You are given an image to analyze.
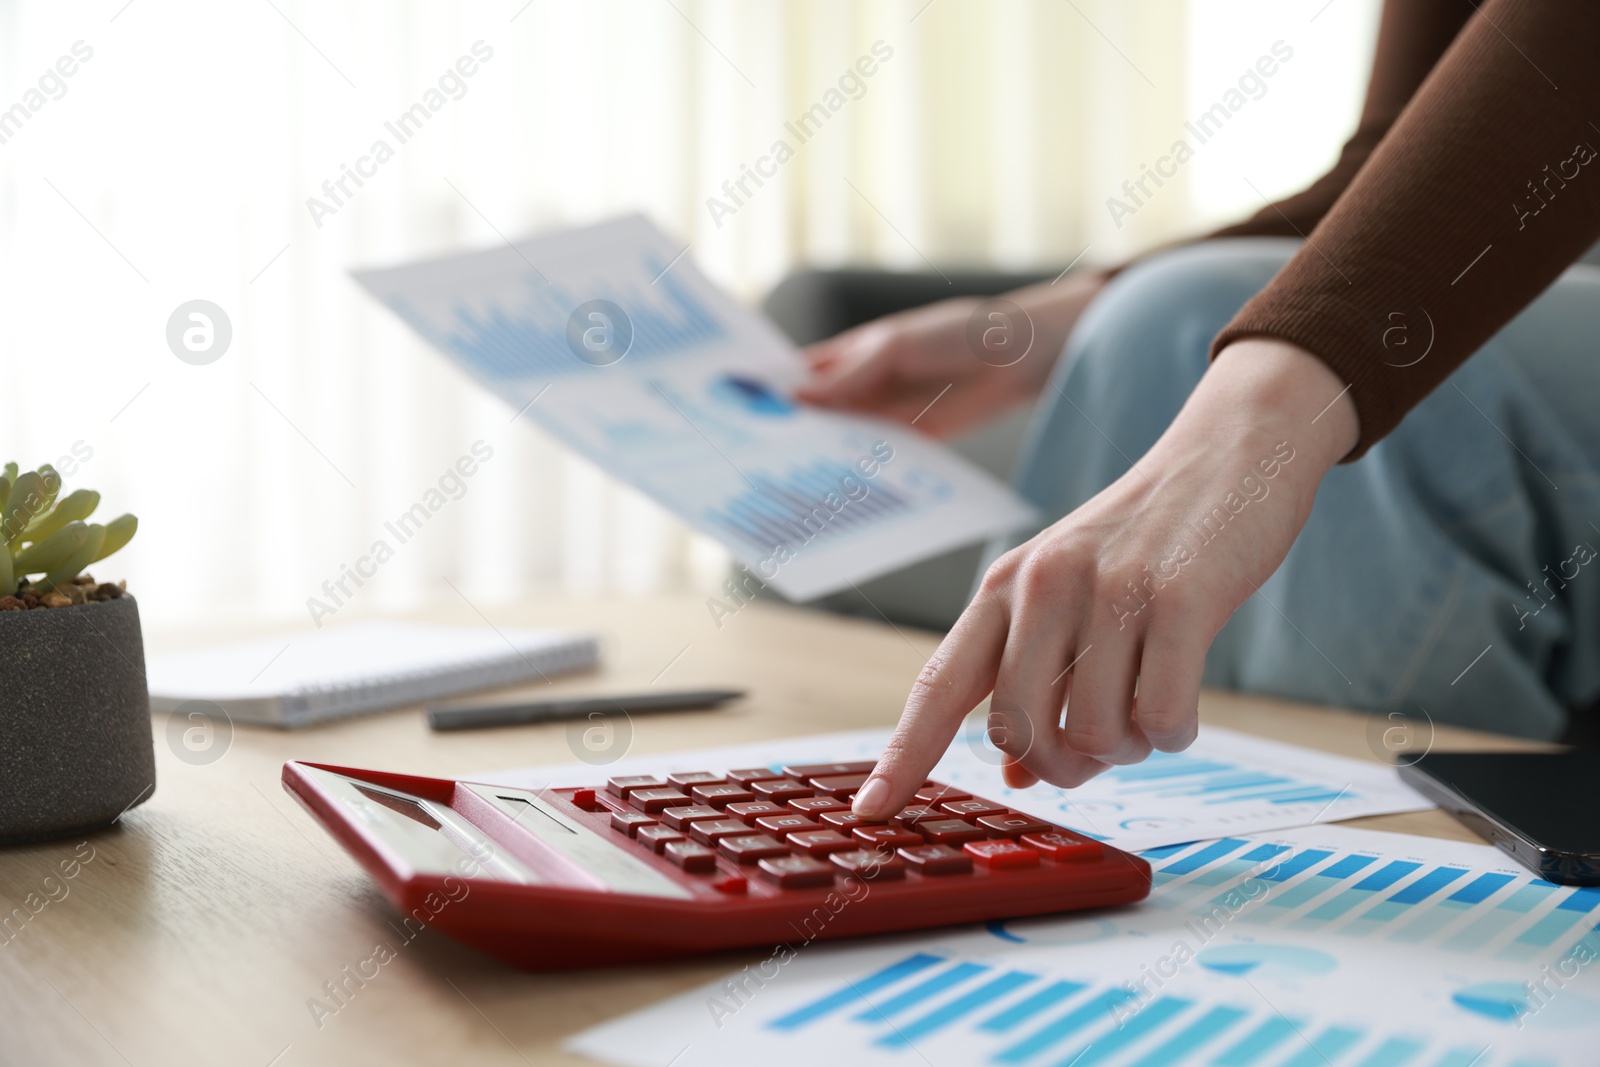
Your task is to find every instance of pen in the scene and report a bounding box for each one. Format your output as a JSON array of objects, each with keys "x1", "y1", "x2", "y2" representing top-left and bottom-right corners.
[{"x1": 425, "y1": 688, "x2": 745, "y2": 731}]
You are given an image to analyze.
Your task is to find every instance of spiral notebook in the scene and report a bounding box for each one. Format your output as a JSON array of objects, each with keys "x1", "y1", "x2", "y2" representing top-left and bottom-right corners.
[{"x1": 146, "y1": 622, "x2": 599, "y2": 728}]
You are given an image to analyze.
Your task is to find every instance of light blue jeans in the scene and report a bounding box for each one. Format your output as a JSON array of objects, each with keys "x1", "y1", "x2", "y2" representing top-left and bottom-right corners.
[{"x1": 995, "y1": 238, "x2": 1600, "y2": 741}]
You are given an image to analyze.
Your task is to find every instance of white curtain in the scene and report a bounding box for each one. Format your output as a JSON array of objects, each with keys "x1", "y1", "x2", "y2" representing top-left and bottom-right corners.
[{"x1": 0, "y1": 0, "x2": 1376, "y2": 631}]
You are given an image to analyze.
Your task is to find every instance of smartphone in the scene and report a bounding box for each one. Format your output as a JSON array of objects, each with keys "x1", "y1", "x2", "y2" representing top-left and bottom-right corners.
[{"x1": 1397, "y1": 750, "x2": 1600, "y2": 886}]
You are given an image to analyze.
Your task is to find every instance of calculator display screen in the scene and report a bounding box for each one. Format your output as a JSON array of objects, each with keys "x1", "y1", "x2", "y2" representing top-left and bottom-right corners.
[
  {"x1": 299, "y1": 765, "x2": 693, "y2": 898},
  {"x1": 302, "y1": 765, "x2": 537, "y2": 882}
]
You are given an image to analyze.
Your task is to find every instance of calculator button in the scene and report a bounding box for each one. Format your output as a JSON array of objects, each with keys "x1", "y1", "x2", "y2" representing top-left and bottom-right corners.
[
  {"x1": 940, "y1": 798, "x2": 1007, "y2": 820},
  {"x1": 820, "y1": 811, "x2": 883, "y2": 831},
  {"x1": 718, "y1": 833, "x2": 790, "y2": 864},
  {"x1": 750, "y1": 778, "x2": 812, "y2": 803},
  {"x1": 788, "y1": 796, "x2": 849, "y2": 817},
  {"x1": 810, "y1": 773, "x2": 870, "y2": 798},
  {"x1": 690, "y1": 819, "x2": 754, "y2": 846},
  {"x1": 893, "y1": 806, "x2": 944, "y2": 828},
  {"x1": 692, "y1": 783, "x2": 755, "y2": 809},
  {"x1": 914, "y1": 784, "x2": 971, "y2": 804},
  {"x1": 976, "y1": 812, "x2": 1055, "y2": 838},
  {"x1": 917, "y1": 819, "x2": 988, "y2": 846},
  {"x1": 783, "y1": 761, "x2": 877, "y2": 781},
  {"x1": 636, "y1": 825, "x2": 686, "y2": 853},
  {"x1": 1023, "y1": 831, "x2": 1104, "y2": 863},
  {"x1": 725, "y1": 801, "x2": 788, "y2": 825},
  {"x1": 660, "y1": 805, "x2": 723, "y2": 830},
  {"x1": 754, "y1": 814, "x2": 821, "y2": 839},
  {"x1": 712, "y1": 873, "x2": 748, "y2": 894},
  {"x1": 965, "y1": 839, "x2": 1042, "y2": 869},
  {"x1": 609, "y1": 811, "x2": 657, "y2": 838},
  {"x1": 664, "y1": 840, "x2": 718, "y2": 873},
  {"x1": 898, "y1": 843, "x2": 974, "y2": 876},
  {"x1": 757, "y1": 854, "x2": 836, "y2": 889},
  {"x1": 830, "y1": 849, "x2": 906, "y2": 881},
  {"x1": 727, "y1": 767, "x2": 785, "y2": 786},
  {"x1": 570, "y1": 788, "x2": 602, "y2": 811},
  {"x1": 853, "y1": 826, "x2": 924, "y2": 851},
  {"x1": 607, "y1": 775, "x2": 667, "y2": 798},
  {"x1": 667, "y1": 771, "x2": 725, "y2": 790},
  {"x1": 787, "y1": 829, "x2": 857, "y2": 858},
  {"x1": 630, "y1": 788, "x2": 691, "y2": 813}
]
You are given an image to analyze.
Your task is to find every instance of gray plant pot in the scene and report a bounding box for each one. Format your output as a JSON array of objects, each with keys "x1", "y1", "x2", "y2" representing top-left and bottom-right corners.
[{"x1": 0, "y1": 595, "x2": 155, "y2": 844}]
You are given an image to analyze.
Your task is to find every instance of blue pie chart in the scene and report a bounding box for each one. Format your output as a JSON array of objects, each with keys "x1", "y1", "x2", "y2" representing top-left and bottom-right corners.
[
  {"x1": 986, "y1": 916, "x2": 1119, "y2": 946},
  {"x1": 710, "y1": 374, "x2": 795, "y2": 416},
  {"x1": 1197, "y1": 944, "x2": 1338, "y2": 980},
  {"x1": 1453, "y1": 981, "x2": 1598, "y2": 1028},
  {"x1": 1452, "y1": 983, "x2": 1528, "y2": 1022}
]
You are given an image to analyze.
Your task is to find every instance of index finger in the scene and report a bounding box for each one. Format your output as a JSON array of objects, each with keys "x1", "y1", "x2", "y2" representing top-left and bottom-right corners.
[{"x1": 853, "y1": 600, "x2": 1008, "y2": 818}]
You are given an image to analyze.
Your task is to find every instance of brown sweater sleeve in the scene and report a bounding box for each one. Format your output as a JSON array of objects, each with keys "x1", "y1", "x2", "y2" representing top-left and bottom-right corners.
[{"x1": 1210, "y1": 0, "x2": 1600, "y2": 459}]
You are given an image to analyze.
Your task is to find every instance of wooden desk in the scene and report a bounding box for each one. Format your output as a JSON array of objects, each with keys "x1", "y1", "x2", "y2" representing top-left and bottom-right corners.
[{"x1": 0, "y1": 595, "x2": 1544, "y2": 1066}]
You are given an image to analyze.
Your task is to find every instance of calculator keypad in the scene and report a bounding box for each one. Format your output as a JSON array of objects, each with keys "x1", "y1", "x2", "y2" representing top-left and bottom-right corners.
[{"x1": 601, "y1": 769, "x2": 1101, "y2": 894}]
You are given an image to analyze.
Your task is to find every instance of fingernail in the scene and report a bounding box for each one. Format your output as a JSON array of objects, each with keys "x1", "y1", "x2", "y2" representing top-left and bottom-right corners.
[{"x1": 853, "y1": 776, "x2": 890, "y2": 816}]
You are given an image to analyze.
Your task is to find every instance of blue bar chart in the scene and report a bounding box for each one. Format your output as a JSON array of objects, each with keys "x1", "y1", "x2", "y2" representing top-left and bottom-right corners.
[
  {"x1": 1097, "y1": 751, "x2": 1350, "y2": 807},
  {"x1": 1291, "y1": 860, "x2": 1423, "y2": 926},
  {"x1": 1243, "y1": 854, "x2": 1377, "y2": 920},
  {"x1": 762, "y1": 950, "x2": 1517, "y2": 1066},
  {"x1": 704, "y1": 461, "x2": 914, "y2": 553},
  {"x1": 1137, "y1": 835, "x2": 1600, "y2": 957},
  {"x1": 437, "y1": 258, "x2": 725, "y2": 380}
]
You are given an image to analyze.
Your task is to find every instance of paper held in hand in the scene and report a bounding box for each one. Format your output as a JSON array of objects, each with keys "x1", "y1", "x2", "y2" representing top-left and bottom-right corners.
[{"x1": 353, "y1": 215, "x2": 1036, "y2": 601}]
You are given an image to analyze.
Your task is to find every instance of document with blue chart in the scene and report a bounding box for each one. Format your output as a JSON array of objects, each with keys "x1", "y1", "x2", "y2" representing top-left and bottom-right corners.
[
  {"x1": 571, "y1": 824, "x2": 1600, "y2": 1067},
  {"x1": 353, "y1": 215, "x2": 1036, "y2": 600}
]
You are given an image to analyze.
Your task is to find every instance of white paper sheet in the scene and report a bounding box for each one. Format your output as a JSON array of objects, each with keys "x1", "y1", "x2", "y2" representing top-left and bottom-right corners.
[
  {"x1": 353, "y1": 215, "x2": 1036, "y2": 601},
  {"x1": 477, "y1": 723, "x2": 1431, "y2": 852},
  {"x1": 570, "y1": 824, "x2": 1600, "y2": 1067}
]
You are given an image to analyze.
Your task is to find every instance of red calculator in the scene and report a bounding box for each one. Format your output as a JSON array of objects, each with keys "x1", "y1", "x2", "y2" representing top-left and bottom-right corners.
[{"x1": 282, "y1": 759, "x2": 1151, "y2": 971}]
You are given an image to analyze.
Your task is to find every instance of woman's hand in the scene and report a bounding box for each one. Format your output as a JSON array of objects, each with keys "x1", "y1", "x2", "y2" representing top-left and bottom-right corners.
[
  {"x1": 853, "y1": 338, "x2": 1360, "y2": 817},
  {"x1": 795, "y1": 272, "x2": 1107, "y2": 439}
]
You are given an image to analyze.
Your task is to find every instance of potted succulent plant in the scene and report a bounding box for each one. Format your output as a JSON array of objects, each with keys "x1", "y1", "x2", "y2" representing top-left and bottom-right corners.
[{"x1": 0, "y1": 461, "x2": 151, "y2": 844}]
